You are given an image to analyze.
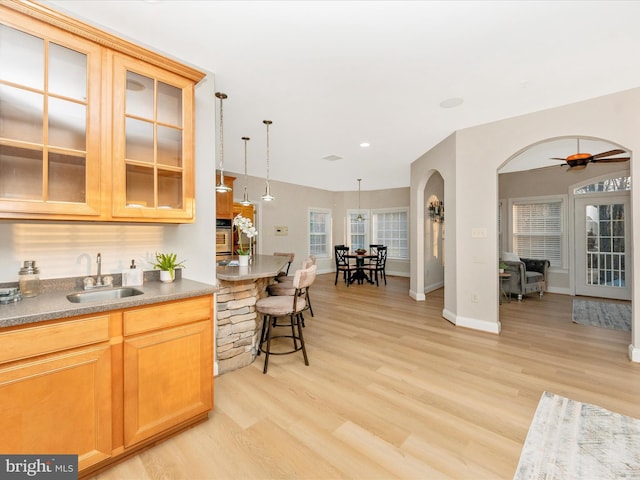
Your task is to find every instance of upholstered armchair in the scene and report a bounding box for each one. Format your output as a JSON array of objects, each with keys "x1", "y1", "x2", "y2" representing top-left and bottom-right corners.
[{"x1": 502, "y1": 255, "x2": 550, "y2": 301}]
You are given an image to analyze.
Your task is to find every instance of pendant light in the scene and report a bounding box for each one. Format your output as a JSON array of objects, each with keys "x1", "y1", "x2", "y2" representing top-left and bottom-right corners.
[
  {"x1": 356, "y1": 178, "x2": 365, "y2": 221},
  {"x1": 215, "y1": 92, "x2": 232, "y2": 193},
  {"x1": 240, "y1": 136, "x2": 252, "y2": 206},
  {"x1": 261, "y1": 120, "x2": 275, "y2": 201}
]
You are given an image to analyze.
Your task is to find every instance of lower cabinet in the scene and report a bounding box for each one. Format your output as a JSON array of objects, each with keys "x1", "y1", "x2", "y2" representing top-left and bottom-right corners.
[
  {"x1": 122, "y1": 297, "x2": 213, "y2": 447},
  {"x1": 0, "y1": 295, "x2": 213, "y2": 477}
]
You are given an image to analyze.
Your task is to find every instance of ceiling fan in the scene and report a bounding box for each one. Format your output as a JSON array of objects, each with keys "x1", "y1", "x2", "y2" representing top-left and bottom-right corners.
[{"x1": 551, "y1": 139, "x2": 630, "y2": 171}]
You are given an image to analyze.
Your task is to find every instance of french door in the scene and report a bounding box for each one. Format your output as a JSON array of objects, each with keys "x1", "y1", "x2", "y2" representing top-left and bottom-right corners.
[{"x1": 574, "y1": 194, "x2": 631, "y2": 300}]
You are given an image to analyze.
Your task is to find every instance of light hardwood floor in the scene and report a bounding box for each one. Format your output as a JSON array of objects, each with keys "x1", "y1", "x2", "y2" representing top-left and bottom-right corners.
[{"x1": 92, "y1": 274, "x2": 640, "y2": 479}]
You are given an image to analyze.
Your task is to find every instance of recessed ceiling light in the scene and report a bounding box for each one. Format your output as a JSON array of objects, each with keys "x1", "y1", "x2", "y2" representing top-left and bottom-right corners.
[
  {"x1": 440, "y1": 97, "x2": 464, "y2": 109},
  {"x1": 360, "y1": 142, "x2": 370, "y2": 148}
]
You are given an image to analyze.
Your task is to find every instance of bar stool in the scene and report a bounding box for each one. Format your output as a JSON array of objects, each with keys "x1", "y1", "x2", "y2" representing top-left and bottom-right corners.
[
  {"x1": 256, "y1": 265, "x2": 317, "y2": 373},
  {"x1": 268, "y1": 256, "x2": 316, "y2": 317},
  {"x1": 273, "y1": 252, "x2": 295, "y2": 281}
]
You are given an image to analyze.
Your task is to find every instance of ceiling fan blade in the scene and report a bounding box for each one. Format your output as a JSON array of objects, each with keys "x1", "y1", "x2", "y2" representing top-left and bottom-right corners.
[
  {"x1": 591, "y1": 157, "x2": 630, "y2": 163},
  {"x1": 550, "y1": 157, "x2": 568, "y2": 161},
  {"x1": 591, "y1": 149, "x2": 626, "y2": 159}
]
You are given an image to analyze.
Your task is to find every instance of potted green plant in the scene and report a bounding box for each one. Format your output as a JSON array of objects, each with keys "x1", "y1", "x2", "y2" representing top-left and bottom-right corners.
[
  {"x1": 499, "y1": 261, "x2": 508, "y2": 274},
  {"x1": 152, "y1": 252, "x2": 186, "y2": 283}
]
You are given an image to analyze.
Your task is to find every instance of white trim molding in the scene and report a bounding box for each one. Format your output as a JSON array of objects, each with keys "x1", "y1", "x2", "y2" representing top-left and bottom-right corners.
[
  {"x1": 455, "y1": 315, "x2": 501, "y2": 334},
  {"x1": 628, "y1": 344, "x2": 640, "y2": 363}
]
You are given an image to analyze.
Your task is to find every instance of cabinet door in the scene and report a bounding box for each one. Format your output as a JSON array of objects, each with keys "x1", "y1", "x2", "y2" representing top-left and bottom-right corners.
[
  {"x1": 123, "y1": 320, "x2": 213, "y2": 447},
  {"x1": 216, "y1": 173, "x2": 235, "y2": 219},
  {"x1": 0, "y1": 344, "x2": 112, "y2": 471},
  {"x1": 112, "y1": 54, "x2": 195, "y2": 221},
  {"x1": 0, "y1": 12, "x2": 102, "y2": 217}
]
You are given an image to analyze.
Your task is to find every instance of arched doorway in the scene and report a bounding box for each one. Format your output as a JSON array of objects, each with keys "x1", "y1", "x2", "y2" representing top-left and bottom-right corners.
[{"x1": 498, "y1": 135, "x2": 632, "y2": 305}]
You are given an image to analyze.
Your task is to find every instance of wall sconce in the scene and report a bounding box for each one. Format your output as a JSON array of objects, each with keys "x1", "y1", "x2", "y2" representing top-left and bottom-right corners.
[{"x1": 429, "y1": 200, "x2": 444, "y2": 223}]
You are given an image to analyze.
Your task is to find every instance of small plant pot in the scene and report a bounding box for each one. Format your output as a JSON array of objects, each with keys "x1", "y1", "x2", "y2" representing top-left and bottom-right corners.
[
  {"x1": 238, "y1": 255, "x2": 250, "y2": 267},
  {"x1": 160, "y1": 270, "x2": 174, "y2": 283}
]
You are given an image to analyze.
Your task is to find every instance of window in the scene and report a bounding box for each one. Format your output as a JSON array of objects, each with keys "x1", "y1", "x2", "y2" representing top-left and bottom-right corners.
[
  {"x1": 309, "y1": 208, "x2": 331, "y2": 257},
  {"x1": 574, "y1": 175, "x2": 631, "y2": 194},
  {"x1": 372, "y1": 208, "x2": 409, "y2": 259},
  {"x1": 512, "y1": 198, "x2": 563, "y2": 267},
  {"x1": 346, "y1": 210, "x2": 369, "y2": 251}
]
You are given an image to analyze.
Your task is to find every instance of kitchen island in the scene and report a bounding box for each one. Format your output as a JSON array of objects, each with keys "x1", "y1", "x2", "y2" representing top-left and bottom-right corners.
[{"x1": 216, "y1": 254, "x2": 288, "y2": 374}]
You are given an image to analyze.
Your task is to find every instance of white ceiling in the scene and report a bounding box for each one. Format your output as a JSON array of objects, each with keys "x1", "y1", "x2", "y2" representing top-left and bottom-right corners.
[{"x1": 46, "y1": 0, "x2": 640, "y2": 191}]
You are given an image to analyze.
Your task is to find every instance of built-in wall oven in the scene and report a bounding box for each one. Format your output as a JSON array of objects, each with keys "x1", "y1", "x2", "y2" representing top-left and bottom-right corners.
[{"x1": 216, "y1": 219, "x2": 233, "y2": 257}]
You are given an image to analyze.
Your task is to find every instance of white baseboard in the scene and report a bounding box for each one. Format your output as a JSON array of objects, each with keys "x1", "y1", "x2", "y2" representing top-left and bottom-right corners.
[
  {"x1": 546, "y1": 286, "x2": 572, "y2": 295},
  {"x1": 628, "y1": 344, "x2": 640, "y2": 363},
  {"x1": 442, "y1": 308, "x2": 456, "y2": 325},
  {"x1": 425, "y1": 281, "x2": 444, "y2": 294},
  {"x1": 410, "y1": 290, "x2": 426, "y2": 301},
  {"x1": 455, "y1": 314, "x2": 501, "y2": 334}
]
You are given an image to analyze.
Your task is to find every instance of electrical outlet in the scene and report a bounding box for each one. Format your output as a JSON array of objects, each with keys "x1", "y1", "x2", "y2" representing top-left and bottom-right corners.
[
  {"x1": 274, "y1": 226, "x2": 288, "y2": 236},
  {"x1": 471, "y1": 292, "x2": 479, "y2": 303}
]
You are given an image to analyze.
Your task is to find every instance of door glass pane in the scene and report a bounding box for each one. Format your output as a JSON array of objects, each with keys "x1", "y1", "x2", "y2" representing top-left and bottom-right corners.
[
  {"x1": 126, "y1": 164, "x2": 154, "y2": 207},
  {"x1": 157, "y1": 81, "x2": 181, "y2": 125},
  {"x1": 48, "y1": 152, "x2": 85, "y2": 202},
  {"x1": 157, "y1": 125, "x2": 181, "y2": 167},
  {"x1": 48, "y1": 98, "x2": 86, "y2": 150},
  {"x1": 0, "y1": 145, "x2": 43, "y2": 200},
  {"x1": 126, "y1": 71, "x2": 154, "y2": 119},
  {"x1": 0, "y1": 85, "x2": 43, "y2": 143},
  {"x1": 0, "y1": 25, "x2": 44, "y2": 89},
  {"x1": 126, "y1": 118, "x2": 154, "y2": 162},
  {"x1": 158, "y1": 169, "x2": 182, "y2": 209},
  {"x1": 49, "y1": 43, "x2": 87, "y2": 100},
  {"x1": 585, "y1": 203, "x2": 625, "y2": 288}
]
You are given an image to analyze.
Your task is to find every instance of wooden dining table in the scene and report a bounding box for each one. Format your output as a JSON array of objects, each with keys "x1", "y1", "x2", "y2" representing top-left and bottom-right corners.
[{"x1": 346, "y1": 253, "x2": 376, "y2": 285}]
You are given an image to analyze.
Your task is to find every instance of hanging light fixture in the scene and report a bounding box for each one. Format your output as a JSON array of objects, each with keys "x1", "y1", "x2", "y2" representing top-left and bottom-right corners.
[
  {"x1": 215, "y1": 92, "x2": 232, "y2": 193},
  {"x1": 356, "y1": 178, "x2": 365, "y2": 222},
  {"x1": 240, "y1": 136, "x2": 252, "y2": 206},
  {"x1": 261, "y1": 120, "x2": 275, "y2": 201}
]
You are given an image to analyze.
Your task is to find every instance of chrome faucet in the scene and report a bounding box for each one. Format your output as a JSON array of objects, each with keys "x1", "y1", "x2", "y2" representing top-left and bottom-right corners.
[{"x1": 96, "y1": 253, "x2": 103, "y2": 286}]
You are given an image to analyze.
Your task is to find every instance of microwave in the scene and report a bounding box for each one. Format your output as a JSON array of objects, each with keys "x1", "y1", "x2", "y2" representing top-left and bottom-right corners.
[{"x1": 216, "y1": 219, "x2": 232, "y2": 254}]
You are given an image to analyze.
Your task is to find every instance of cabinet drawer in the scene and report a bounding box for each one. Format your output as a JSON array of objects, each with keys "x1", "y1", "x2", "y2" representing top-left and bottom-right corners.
[
  {"x1": 0, "y1": 315, "x2": 110, "y2": 364},
  {"x1": 123, "y1": 296, "x2": 212, "y2": 336}
]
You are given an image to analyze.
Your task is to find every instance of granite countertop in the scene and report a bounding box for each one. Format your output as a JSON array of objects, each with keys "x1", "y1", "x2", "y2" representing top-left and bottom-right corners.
[
  {"x1": 0, "y1": 276, "x2": 217, "y2": 328},
  {"x1": 216, "y1": 254, "x2": 287, "y2": 281}
]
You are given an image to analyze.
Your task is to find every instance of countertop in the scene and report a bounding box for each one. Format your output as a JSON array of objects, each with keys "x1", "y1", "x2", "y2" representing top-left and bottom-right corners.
[
  {"x1": 216, "y1": 254, "x2": 287, "y2": 281},
  {"x1": 0, "y1": 277, "x2": 217, "y2": 328}
]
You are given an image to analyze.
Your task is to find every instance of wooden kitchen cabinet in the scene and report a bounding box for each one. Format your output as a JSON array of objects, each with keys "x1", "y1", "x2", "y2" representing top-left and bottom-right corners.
[
  {"x1": 0, "y1": 294, "x2": 213, "y2": 478},
  {"x1": 216, "y1": 172, "x2": 235, "y2": 219},
  {"x1": 111, "y1": 54, "x2": 196, "y2": 221},
  {"x1": 0, "y1": 1, "x2": 204, "y2": 223},
  {"x1": 122, "y1": 297, "x2": 213, "y2": 447},
  {"x1": 0, "y1": 313, "x2": 115, "y2": 472}
]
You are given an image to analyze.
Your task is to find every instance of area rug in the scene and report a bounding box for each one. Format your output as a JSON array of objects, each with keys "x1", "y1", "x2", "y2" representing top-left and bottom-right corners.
[
  {"x1": 572, "y1": 299, "x2": 632, "y2": 331},
  {"x1": 513, "y1": 392, "x2": 640, "y2": 479}
]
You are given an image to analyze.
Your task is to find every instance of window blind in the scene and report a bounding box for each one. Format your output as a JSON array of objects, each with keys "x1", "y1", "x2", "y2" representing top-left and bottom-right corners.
[{"x1": 512, "y1": 202, "x2": 562, "y2": 266}]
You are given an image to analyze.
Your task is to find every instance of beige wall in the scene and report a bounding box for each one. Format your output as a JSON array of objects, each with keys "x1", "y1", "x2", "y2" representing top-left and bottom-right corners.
[
  {"x1": 227, "y1": 172, "x2": 410, "y2": 277},
  {"x1": 411, "y1": 87, "x2": 640, "y2": 360}
]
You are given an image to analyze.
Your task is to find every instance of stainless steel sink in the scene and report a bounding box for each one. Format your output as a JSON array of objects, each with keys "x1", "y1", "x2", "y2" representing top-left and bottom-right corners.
[{"x1": 66, "y1": 287, "x2": 144, "y2": 303}]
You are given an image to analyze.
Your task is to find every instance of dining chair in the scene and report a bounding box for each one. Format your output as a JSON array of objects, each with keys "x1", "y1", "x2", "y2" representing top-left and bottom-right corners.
[
  {"x1": 256, "y1": 265, "x2": 316, "y2": 373},
  {"x1": 368, "y1": 244, "x2": 383, "y2": 266},
  {"x1": 363, "y1": 246, "x2": 387, "y2": 286},
  {"x1": 334, "y1": 245, "x2": 353, "y2": 286}
]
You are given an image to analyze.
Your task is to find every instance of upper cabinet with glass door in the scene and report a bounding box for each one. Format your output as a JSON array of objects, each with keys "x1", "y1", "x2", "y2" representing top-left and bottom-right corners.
[
  {"x1": 0, "y1": 2, "x2": 204, "y2": 222},
  {"x1": 0, "y1": 11, "x2": 102, "y2": 217},
  {"x1": 111, "y1": 56, "x2": 195, "y2": 221}
]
